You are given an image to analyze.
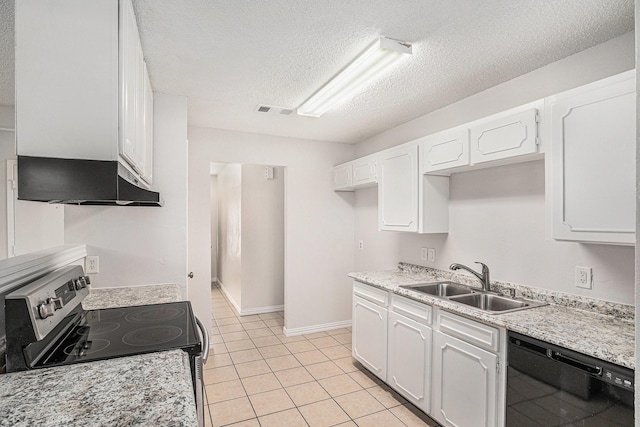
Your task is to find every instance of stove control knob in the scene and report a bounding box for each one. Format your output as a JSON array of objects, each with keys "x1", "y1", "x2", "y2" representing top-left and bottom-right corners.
[
  {"x1": 37, "y1": 297, "x2": 62, "y2": 319},
  {"x1": 74, "y1": 278, "x2": 85, "y2": 290},
  {"x1": 84, "y1": 276, "x2": 91, "y2": 285}
]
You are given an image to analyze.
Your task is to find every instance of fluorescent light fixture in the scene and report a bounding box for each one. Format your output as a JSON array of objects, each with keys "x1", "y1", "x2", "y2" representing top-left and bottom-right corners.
[{"x1": 297, "y1": 37, "x2": 412, "y2": 118}]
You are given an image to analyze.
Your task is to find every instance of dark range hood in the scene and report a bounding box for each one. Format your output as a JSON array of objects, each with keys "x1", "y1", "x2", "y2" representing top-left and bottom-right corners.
[{"x1": 17, "y1": 156, "x2": 163, "y2": 207}]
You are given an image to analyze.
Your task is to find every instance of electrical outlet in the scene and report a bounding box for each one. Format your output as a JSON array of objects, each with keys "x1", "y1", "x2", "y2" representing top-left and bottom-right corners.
[
  {"x1": 575, "y1": 266, "x2": 592, "y2": 289},
  {"x1": 421, "y1": 248, "x2": 428, "y2": 261},
  {"x1": 427, "y1": 248, "x2": 436, "y2": 262},
  {"x1": 358, "y1": 240, "x2": 364, "y2": 251},
  {"x1": 86, "y1": 256, "x2": 99, "y2": 274}
]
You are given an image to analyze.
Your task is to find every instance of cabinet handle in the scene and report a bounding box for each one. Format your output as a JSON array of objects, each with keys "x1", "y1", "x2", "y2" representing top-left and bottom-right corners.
[{"x1": 188, "y1": 272, "x2": 194, "y2": 279}]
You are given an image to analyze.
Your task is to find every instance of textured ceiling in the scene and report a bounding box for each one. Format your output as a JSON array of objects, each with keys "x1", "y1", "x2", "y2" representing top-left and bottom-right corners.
[{"x1": 0, "y1": 0, "x2": 634, "y2": 143}]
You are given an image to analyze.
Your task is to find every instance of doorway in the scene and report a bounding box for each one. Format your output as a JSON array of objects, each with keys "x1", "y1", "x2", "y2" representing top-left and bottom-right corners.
[{"x1": 210, "y1": 162, "x2": 285, "y2": 315}]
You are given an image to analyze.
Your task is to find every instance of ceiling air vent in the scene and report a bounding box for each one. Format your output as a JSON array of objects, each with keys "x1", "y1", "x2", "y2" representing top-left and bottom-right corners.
[{"x1": 255, "y1": 105, "x2": 294, "y2": 115}]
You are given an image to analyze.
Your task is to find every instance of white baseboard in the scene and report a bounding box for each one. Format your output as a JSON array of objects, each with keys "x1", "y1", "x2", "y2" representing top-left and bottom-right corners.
[
  {"x1": 240, "y1": 305, "x2": 284, "y2": 316},
  {"x1": 217, "y1": 280, "x2": 241, "y2": 314},
  {"x1": 211, "y1": 277, "x2": 218, "y2": 284},
  {"x1": 216, "y1": 281, "x2": 282, "y2": 317},
  {"x1": 283, "y1": 320, "x2": 352, "y2": 337}
]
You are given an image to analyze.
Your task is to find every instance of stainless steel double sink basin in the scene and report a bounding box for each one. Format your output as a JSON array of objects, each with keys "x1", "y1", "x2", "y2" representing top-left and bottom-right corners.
[{"x1": 399, "y1": 281, "x2": 546, "y2": 314}]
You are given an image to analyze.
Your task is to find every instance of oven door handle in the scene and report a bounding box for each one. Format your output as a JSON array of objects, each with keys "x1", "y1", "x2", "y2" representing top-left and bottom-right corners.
[{"x1": 195, "y1": 316, "x2": 210, "y2": 364}]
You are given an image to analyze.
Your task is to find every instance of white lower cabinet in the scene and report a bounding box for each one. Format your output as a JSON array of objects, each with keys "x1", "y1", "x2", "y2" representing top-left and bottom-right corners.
[
  {"x1": 352, "y1": 282, "x2": 506, "y2": 426},
  {"x1": 352, "y1": 283, "x2": 389, "y2": 381},
  {"x1": 388, "y1": 295, "x2": 432, "y2": 413},
  {"x1": 432, "y1": 331, "x2": 499, "y2": 427}
]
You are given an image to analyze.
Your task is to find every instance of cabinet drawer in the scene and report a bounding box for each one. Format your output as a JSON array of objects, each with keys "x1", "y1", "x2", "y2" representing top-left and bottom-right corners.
[
  {"x1": 391, "y1": 294, "x2": 431, "y2": 326},
  {"x1": 353, "y1": 282, "x2": 389, "y2": 307},
  {"x1": 437, "y1": 311, "x2": 499, "y2": 352}
]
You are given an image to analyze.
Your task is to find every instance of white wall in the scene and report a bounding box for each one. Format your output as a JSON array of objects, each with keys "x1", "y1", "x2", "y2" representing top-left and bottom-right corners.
[
  {"x1": 0, "y1": 107, "x2": 15, "y2": 260},
  {"x1": 241, "y1": 164, "x2": 285, "y2": 311},
  {"x1": 216, "y1": 164, "x2": 242, "y2": 307},
  {"x1": 354, "y1": 32, "x2": 636, "y2": 304},
  {"x1": 65, "y1": 93, "x2": 191, "y2": 301},
  {"x1": 0, "y1": 106, "x2": 14, "y2": 130},
  {"x1": 188, "y1": 128, "x2": 355, "y2": 332},
  {"x1": 634, "y1": 2, "x2": 639, "y2": 419},
  {"x1": 210, "y1": 175, "x2": 218, "y2": 281}
]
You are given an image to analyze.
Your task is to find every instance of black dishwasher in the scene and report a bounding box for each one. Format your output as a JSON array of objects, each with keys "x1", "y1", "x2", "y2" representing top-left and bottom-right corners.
[{"x1": 507, "y1": 331, "x2": 633, "y2": 426}]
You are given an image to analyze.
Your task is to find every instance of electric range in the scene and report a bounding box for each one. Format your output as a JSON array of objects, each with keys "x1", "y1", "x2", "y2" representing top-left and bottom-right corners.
[{"x1": 4, "y1": 264, "x2": 208, "y2": 426}]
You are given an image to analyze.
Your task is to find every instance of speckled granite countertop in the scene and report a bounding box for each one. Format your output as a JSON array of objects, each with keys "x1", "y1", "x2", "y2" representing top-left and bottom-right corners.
[
  {"x1": 0, "y1": 350, "x2": 197, "y2": 427},
  {"x1": 82, "y1": 284, "x2": 182, "y2": 309},
  {"x1": 349, "y1": 263, "x2": 635, "y2": 370}
]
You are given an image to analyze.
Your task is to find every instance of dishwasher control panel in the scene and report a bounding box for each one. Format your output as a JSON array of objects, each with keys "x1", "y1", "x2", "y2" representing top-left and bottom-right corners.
[{"x1": 603, "y1": 369, "x2": 634, "y2": 390}]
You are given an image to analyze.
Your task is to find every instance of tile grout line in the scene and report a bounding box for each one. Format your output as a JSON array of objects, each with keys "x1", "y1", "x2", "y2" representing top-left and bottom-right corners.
[{"x1": 208, "y1": 283, "x2": 439, "y2": 427}]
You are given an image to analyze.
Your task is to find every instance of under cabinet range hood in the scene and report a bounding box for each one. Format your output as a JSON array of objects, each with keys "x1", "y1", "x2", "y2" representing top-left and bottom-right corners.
[
  {"x1": 15, "y1": 1, "x2": 162, "y2": 208},
  {"x1": 17, "y1": 156, "x2": 163, "y2": 207}
]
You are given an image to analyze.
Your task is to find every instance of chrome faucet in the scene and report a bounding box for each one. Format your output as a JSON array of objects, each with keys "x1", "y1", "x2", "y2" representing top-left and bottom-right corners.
[{"x1": 450, "y1": 262, "x2": 491, "y2": 292}]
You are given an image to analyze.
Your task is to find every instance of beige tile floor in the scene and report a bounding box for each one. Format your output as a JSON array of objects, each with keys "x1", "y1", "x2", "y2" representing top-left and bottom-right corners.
[{"x1": 204, "y1": 284, "x2": 441, "y2": 427}]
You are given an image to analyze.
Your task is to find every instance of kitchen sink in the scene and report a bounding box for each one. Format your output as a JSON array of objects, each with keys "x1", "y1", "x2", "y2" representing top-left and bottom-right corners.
[
  {"x1": 399, "y1": 281, "x2": 546, "y2": 314},
  {"x1": 448, "y1": 293, "x2": 546, "y2": 313},
  {"x1": 400, "y1": 281, "x2": 476, "y2": 297}
]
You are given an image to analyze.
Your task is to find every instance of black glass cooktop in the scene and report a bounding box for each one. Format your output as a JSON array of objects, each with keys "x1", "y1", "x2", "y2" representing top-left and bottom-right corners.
[{"x1": 34, "y1": 301, "x2": 201, "y2": 368}]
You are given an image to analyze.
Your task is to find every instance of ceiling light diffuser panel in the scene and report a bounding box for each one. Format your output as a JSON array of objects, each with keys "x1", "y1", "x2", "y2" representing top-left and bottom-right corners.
[{"x1": 297, "y1": 37, "x2": 412, "y2": 117}]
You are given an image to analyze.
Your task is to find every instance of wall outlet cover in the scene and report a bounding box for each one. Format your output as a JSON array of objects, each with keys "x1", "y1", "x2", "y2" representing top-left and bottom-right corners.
[
  {"x1": 575, "y1": 266, "x2": 592, "y2": 289},
  {"x1": 86, "y1": 256, "x2": 99, "y2": 274}
]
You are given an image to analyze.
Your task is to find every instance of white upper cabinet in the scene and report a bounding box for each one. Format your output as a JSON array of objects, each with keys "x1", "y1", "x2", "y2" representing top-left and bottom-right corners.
[
  {"x1": 119, "y1": 0, "x2": 154, "y2": 183},
  {"x1": 419, "y1": 105, "x2": 540, "y2": 175},
  {"x1": 378, "y1": 144, "x2": 419, "y2": 232},
  {"x1": 141, "y1": 62, "x2": 154, "y2": 184},
  {"x1": 333, "y1": 155, "x2": 376, "y2": 191},
  {"x1": 377, "y1": 142, "x2": 449, "y2": 233},
  {"x1": 422, "y1": 129, "x2": 470, "y2": 173},
  {"x1": 352, "y1": 155, "x2": 377, "y2": 187},
  {"x1": 16, "y1": 0, "x2": 154, "y2": 186},
  {"x1": 469, "y1": 109, "x2": 538, "y2": 164},
  {"x1": 548, "y1": 71, "x2": 635, "y2": 245},
  {"x1": 119, "y1": 0, "x2": 139, "y2": 169},
  {"x1": 332, "y1": 163, "x2": 353, "y2": 190},
  {"x1": 16, "y1": 0, "x2": 119, "y2": 160}
]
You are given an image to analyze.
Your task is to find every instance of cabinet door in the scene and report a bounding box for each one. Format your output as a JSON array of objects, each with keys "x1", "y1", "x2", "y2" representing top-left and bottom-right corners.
[
  {"x1": 388, "y1": 312, "x2": 432, "y2": 413},
  {"x1": 469, "y1": 109, "x2": 538, "y2": 164},
  {"x1": 140, "y1": 62, "x2": 154, "y2": 185},
  {"x1": 550, "y1": 74, "x2": 635, "y2": 245},
  {"x1": 352, "y1": 295, "x2": 388, "y2": 381},
  {"x1": 352, "y1": 156, "x2": 377, "y2": 187},
  {"x1": 432, "y1": 331, "x2": 498, "y2": 427},
  {"x1": 119, "y1": 0, "x2": 139, "y2": 169},
  {"x1": 333, "y1": 164, "x2": 353, "y2": 190},
  {"x1": 421, "y1": 129, "x2": 470, "y2": 172},
  {"x1": 134, "y1": 37, "x2": 145, "y2": 170},
  {"x1": 378, "y1": 144, "x2": 418, "y2": 232}
]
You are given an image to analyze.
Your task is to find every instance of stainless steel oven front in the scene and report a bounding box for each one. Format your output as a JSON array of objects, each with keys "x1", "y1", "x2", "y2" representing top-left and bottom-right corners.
[{"x1": 4, "y1": 264, "x2": 209, "y2": 426}]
